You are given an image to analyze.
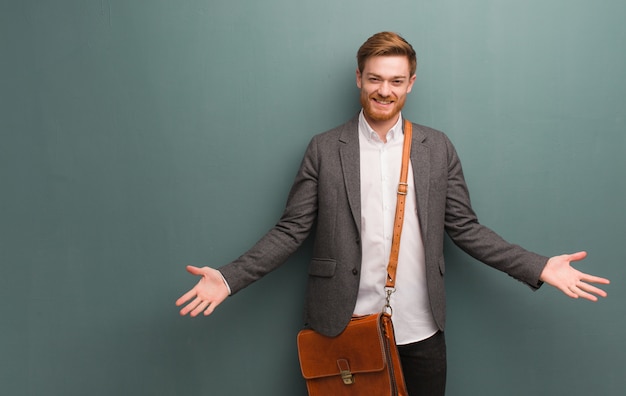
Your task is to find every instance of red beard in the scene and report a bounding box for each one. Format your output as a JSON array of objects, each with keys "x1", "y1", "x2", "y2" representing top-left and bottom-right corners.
[{"x1": 360, "y1": 92, "x2": 406, "y2": 123}]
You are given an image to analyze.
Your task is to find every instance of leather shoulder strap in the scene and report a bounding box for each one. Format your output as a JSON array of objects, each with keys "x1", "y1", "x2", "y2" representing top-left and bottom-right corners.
[{"x1": 385, "y1": 119, "x2": 412, "y2": 289}]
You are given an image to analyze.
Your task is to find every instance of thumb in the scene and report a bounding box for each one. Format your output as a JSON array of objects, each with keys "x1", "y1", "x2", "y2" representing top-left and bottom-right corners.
[
  {"x1": 567, "y1": 251, "x2": 588, "y2": 263},
  {"x1": 185, "y1": 265, "x2": 206, "y2": 276}
]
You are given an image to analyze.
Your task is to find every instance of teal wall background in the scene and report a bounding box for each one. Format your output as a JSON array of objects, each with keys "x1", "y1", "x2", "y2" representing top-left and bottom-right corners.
[{"x1": 2, "y1": 1, "x2": 624, "y2": 395}]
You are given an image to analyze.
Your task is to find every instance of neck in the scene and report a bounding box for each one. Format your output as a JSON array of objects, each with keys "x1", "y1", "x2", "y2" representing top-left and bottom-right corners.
[{"x1": 363, "y1": 113, "x2": 400, "y2": 143}]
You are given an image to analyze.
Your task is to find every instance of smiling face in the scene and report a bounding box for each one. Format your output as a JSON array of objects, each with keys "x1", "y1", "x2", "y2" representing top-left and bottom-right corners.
[{"x1": 356, "y1": 55, "x2": 416, "y2": 135}]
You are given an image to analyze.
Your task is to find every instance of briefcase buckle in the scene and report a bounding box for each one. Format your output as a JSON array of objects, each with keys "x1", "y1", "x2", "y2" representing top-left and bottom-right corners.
[{"x1": 337, "y1": 359, "x2": 354, "y2": 385}]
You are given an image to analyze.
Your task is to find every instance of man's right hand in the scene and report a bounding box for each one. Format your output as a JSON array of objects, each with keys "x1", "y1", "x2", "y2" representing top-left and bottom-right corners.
[{"x1": 176, "y1": 266, "x2": 230, "y2": 317}]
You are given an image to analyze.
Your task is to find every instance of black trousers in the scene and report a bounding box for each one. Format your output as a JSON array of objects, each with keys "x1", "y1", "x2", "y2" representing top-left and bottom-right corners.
[{"x1": 397, "y1": 331, "x2": 447, "y2": 396}]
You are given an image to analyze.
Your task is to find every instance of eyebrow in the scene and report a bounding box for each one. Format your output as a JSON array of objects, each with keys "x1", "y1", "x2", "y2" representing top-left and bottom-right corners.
[{"x1": 366, "y1": 73, "x2": 407, "y2": 80}]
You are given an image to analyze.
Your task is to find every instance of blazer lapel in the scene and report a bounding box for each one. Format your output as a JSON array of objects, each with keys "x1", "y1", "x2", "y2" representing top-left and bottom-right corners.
[
  {"x1": 411, "y1": 125, "x2": 431, "y2": 240},
  {"x1": 339, "y1": 116, "x2": 361, "y2": 235},
  {"x1": 338, "y1": 116, "x2": 431, "y2": 238}
]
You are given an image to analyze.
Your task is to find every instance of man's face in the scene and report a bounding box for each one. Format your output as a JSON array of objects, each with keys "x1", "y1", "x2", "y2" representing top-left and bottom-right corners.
[{"x1": 356, "y1": 55, "x2": 416, "y2": 126}]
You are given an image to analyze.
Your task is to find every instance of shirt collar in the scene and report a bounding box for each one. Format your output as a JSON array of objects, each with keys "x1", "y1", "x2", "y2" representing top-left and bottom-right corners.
[{"x1": 358, "y1": 110, "x2": 404, "y2": 143}]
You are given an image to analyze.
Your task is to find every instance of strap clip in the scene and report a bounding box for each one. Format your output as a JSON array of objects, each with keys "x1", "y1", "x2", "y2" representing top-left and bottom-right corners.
[{"x1": 383, "y1": 287, "x2": 395, "y2": 315}]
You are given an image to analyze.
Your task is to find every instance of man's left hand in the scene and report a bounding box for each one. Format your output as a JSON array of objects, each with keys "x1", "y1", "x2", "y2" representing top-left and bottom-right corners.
[{"x1": 540, "y1": 251, "x2": 610, "y2": 301}]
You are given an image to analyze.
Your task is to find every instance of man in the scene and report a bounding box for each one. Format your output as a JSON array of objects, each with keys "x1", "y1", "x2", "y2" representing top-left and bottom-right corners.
[{"x1": 176, "y1": 32, "x2": 610, "y2": 395}]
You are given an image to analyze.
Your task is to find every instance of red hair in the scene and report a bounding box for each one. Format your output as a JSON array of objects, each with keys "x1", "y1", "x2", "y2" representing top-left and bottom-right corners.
[{"x1": 357, "y1": 32, "x2": 417, "y2": 76}]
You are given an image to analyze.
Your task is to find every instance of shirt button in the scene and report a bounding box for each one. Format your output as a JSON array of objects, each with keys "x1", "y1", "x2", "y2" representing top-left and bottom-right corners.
[{"x1": 352, "y1": 268, "x2": 359, "y2": 275}]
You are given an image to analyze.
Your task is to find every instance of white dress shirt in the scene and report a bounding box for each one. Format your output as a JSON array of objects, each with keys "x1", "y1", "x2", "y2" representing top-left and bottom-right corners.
[{"x1": 354, "y1": 111, "x2": 438, "y2": 345}]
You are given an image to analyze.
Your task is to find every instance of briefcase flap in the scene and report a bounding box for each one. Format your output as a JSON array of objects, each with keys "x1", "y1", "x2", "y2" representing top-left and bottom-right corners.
[{"x1": 297, "y1": 314, "x2": 388, "y2": 380}]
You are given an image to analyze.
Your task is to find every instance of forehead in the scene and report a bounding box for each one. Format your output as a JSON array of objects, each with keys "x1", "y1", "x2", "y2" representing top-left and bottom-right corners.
[{"x1": 361, "y1": 55, "x2": 411, "y2": 77}]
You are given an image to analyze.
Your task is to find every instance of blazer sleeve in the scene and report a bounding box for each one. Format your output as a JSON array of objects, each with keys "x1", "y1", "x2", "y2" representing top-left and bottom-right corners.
[
  {"x1": 218, "y1": 137, "x2": 320, "y2": 295},
  {"x1": 442, "y1": 136, "x2": 548, "y2": 289}
]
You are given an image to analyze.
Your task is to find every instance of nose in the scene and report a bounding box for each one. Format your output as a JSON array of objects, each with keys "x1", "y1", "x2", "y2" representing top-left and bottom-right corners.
[{"x1": 377, "y1": 81, "x2": 391, "y2": 97}]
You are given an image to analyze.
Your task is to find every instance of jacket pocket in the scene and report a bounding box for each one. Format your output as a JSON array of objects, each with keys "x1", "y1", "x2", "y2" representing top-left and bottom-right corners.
[{"x1": 308, "y1": 258, "x2": 337, "y2": 277}]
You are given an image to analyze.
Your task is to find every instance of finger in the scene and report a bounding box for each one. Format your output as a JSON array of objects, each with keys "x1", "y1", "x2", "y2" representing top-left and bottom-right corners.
[
  {"x1": 175, "y1": 289, "x2": 197, "y2": 307},
  {"x1": 179, "y1": 297, "x2": 202, "y2": 316},
  {"x1": 574, "y1": 288, "x2": 598, "y2": 302},
  {"x1": 204, "y1": 301, "x2": 219, "y2": 316},
  {"x1": 566, "y1": 251, "x2": 587, "y2": 262},
  {"x1": 578, "y1": 282, "x2": 608, "y2": 299},
  {"x1": 562, "y1": 285, "x2": 579, "y2": 299},
  {"x1": 570, "y1": 283, "x2": 601, "y2": 302},
  {"x1": 185, "y1": 265, "x2": 204, "y2": 276},
  {"x1": 580, "y1": 273, "x2": 611, "y2": 285},
  {"x1": 191, "y1": 300, "x2": 211, "y2": 317}
]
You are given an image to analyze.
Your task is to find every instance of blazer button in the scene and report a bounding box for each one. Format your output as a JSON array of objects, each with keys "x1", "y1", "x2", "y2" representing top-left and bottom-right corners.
[{"x1": 352, "y1": 268, "x2": 358, "y2": 275}]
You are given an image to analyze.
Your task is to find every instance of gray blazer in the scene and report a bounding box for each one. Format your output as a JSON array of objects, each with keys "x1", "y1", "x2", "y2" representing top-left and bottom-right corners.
[{"x1": 220, "y1": 115, "x2": 547, "y2": 337}]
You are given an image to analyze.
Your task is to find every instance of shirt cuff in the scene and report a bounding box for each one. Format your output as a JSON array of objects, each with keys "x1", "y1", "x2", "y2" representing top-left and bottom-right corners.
[{"x1": 219, "y1": 271, "x2": 232, "y2": 295}]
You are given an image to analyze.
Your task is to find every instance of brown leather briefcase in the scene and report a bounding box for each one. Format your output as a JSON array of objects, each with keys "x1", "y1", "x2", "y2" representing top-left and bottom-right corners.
[{"x1": 297, "y1": 313, "x2": 408, "y2": 396}]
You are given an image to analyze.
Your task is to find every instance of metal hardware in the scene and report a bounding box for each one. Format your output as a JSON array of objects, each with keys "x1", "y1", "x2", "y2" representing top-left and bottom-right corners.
[
  {"x1": 337, "y1": 359, "x2": 354, "y2": 385},
  {"x1": 383, "y1": 287, "x2": 395, "y2": 315},
  {"x1": 340, "y1": 370, "x2": 354, "y2": 385},
  {"x1": 397, "y1": 182, "x2": 408, "y2": 195}
]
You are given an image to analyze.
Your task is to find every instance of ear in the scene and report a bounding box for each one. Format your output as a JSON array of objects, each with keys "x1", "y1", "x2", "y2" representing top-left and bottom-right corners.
[
  {"x1": 406, "y1": 74, "x2": 417, "y2": 93},
  {"x1": 356, "y1": 68, "x2": 362, "y2": 89}
]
